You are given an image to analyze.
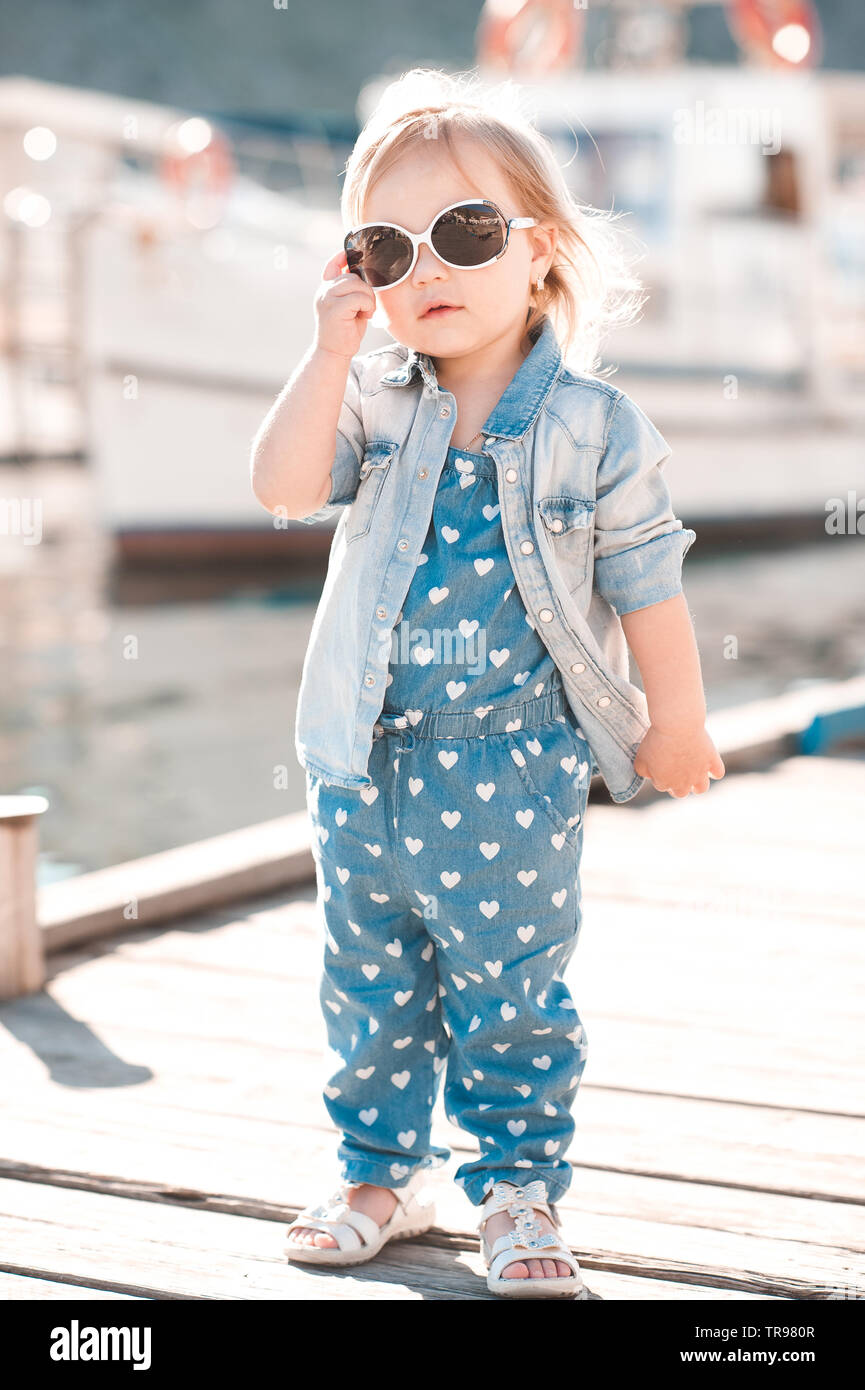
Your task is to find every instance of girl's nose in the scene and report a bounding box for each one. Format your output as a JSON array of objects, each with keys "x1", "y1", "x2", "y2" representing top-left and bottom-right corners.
[{"x1": 412, "y1": 241, "x2": 446, "y2": 283}]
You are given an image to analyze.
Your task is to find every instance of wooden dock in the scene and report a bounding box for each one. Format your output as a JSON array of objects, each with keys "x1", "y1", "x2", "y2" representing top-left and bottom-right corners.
[{"x1": 1, "y1": 752, "x2": 863, "y2": 1300}]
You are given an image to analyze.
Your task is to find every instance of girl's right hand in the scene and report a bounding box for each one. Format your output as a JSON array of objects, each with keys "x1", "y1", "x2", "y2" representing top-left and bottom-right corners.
[{"x1": 313, "y1": 249, "x2": 377, "y2": 361}]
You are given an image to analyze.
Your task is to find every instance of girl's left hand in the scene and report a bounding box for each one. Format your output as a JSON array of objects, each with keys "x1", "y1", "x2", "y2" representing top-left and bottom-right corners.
[{"x1": 633, "y1": 724, "x2": 726, "y2": 797}]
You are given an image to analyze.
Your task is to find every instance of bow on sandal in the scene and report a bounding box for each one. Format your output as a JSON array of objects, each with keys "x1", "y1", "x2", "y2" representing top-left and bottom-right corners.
[
  {"x1": 478, "y1": 1179, "x2": 587, "y2": 1298},
  {"x1": 285, "y1": 1170, "x2": 437, "y2": 1266}
]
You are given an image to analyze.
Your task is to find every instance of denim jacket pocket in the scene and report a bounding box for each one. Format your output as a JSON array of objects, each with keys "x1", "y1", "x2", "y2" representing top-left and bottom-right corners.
[
  {"x1": 345, "y1": 441, "x2": 397, "y2": 545},
  {"x1": 537, "y1": 495, "x2": 597, "y2": 593}
]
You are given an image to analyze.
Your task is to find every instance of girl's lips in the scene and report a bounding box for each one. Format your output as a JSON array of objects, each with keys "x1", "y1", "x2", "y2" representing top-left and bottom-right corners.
[{"x1": 422, "y1": 304, "x2": 462, "y2": 317}]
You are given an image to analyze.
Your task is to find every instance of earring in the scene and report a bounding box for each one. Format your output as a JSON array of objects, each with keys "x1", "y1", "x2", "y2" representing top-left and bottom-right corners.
[{"x1": 535, "y1": 275, "x2": 544, "y2": 292}]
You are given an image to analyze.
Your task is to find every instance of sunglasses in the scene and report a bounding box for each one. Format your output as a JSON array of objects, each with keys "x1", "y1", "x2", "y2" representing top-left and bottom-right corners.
[{"x1": 344, "y1": 198, "x2": 538, "y2": 290}]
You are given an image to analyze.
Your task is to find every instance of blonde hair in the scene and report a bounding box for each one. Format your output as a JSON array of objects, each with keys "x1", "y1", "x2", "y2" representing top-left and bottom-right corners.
[{"x1": 341, "y1": 66, "x2": 647, "y2": 376}]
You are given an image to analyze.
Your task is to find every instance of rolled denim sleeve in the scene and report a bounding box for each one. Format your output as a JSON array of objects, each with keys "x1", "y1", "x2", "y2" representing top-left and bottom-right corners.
[
  {"x1": 592, "y1": 391, "x2": 696, "y2": 615},
  {"x1": 295, "y1": 356, "x2": 366, "y2": 525}
]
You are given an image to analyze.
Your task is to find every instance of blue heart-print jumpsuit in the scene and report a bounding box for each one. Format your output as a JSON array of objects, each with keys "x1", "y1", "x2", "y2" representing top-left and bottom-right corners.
[{"x1": 305, "y1": 445, "x2": 595, "y2": 1207}]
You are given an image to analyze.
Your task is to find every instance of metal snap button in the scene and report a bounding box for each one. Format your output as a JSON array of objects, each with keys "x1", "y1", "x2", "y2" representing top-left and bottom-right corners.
[
  {"x1": 571, "y1": 662, "x2": 586, "y2": 674},
  {"x1": 597, "y1": 695, "x2": 611, "y2": 707},
  {"x1": 439, "y1": 405, "x2": 451, "y2": 417},
  {"x1": 551, "y1": 518, "x2": 564, "y2": 532},
  {"x1": 505, "y1": 468, "x2": 518, "y2": 482},
  {"x1": 375, "y1": 606, "x2": 386, "y2": 618},
  {"x1": 364, "y1": 673, "x2": 375, "y2": 687},
  {"x1": 397, "y1": 539, "x2": 408, "y2": 551},
  {"x1": 418, "y1": 468, "x2": 428, "y2": 478},
  {"x1": 520, "y1": 540, "x2": 534, "y2": 554},
  {"x1": 539, "y1": 608, "x2": 553, "y2": 622}
]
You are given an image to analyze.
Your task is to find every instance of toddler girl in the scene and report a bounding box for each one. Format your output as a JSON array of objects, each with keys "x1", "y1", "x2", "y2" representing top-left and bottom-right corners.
[{"x1": 252, "y1": 68, "x2": 724, "y2": 1298}]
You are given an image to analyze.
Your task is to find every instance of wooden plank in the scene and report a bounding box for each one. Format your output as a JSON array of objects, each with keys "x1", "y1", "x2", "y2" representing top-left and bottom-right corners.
[
  {"x1": 580, "y1": 1274, "x2": 787, "y2": 1300},
  {"x1": 3, "y1": 1123, "x2": 861, "y2": 1255},
  {"x1": 581, "y1": 757, "x2": 865, "y2": 923},
  {"x1": 73, "y1": 899, "x2": 865, "y2": 1051},
  {"x1": 0, "y1": 1116, "x2": 862, "y2": 1300},
  {"x1": 36, "y1": 814, "x2": 315, "y2": 951},
  {"x1": 2, "y1": 1057, "x2": 862, "y2": 1203},
  {"x1": 35, "y1": 940, "x2": 863, "y2": 1056},
  {"x1": 46, "y1": 886, "x2": 865, "y2": 1020},
  {"x1": 54, "y1": 899, "x2": 865, "y2": 991},
  {"x1": 7, "y1": 991, "x2": 863, "y2": 1121},
  {"x1": 23, "y1": 919, "x2": 864, "y2": 1114},
  {"x1": 3, "y1": 750, "x2": 861, "y2": 1301},
  {"x1": 0, "y1": 1177, "x2": 845, "y2": 1300},
  {"x1": 0, "y1": 1272, "x2": 145, "y2": 1300}
]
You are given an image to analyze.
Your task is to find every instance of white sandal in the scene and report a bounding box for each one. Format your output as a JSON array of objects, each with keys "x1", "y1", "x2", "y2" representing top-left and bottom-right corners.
[
  {"x1": 478, "y1": 1179, "x2": 587, "y2": 1298},
  {"x1": 285, "y1": 1170, "x2": 437, "y2": 1266}
]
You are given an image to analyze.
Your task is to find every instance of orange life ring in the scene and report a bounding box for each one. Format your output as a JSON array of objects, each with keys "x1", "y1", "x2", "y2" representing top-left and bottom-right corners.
[
  {"x1": 725, "y1": 0, "x2": 822, "y2": 67},
  {"x1": 476, "y1": 0, "x2": 583, "y2": 76}
]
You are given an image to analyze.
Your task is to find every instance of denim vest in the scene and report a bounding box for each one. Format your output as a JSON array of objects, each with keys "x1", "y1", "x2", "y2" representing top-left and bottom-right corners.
[{"x1": 292, "y1": 314, "x2": 696, "y2": 803}]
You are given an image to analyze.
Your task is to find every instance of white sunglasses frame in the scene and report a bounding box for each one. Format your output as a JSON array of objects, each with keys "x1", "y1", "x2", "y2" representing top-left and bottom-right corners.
[{"x1": 344, "y1": 198, "x2": 538, "y2": 291}]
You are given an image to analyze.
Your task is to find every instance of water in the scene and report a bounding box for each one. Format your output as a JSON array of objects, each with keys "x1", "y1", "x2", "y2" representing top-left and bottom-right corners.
[{"x1": 2, "y1": 463, "x2": 864, "y2": 883}]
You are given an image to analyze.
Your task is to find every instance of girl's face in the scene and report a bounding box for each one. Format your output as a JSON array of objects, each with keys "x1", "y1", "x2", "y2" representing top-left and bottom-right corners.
[{"x1": 358, "y1": 137, "x2": 555, "y2": 361}]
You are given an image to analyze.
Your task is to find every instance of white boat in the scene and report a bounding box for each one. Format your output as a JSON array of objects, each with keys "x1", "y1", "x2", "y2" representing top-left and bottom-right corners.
[
  {"x1": 2, "y1": 45, "x2": 864, "y2": 563},
  {"x1": 0, "y1": 75, "x2": 396, "y2": 563},
  {"x1": 355, "y1": 61, "x2": 865, "y2": 548}
]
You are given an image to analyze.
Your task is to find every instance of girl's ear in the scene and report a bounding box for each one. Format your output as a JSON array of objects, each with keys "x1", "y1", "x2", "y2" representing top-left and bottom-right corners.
[{"x1": 530, "y1": 220, "x2": 558, "y2": 280}]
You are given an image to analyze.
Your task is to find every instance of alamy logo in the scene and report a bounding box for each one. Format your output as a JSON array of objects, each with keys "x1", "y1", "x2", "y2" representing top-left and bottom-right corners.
[
  {"x1": 49, "y1": 1321, "x2": 151, "y2": 1370},
  {"x1": 379, "y1": 619, "x2": 487, "y2": 674}
]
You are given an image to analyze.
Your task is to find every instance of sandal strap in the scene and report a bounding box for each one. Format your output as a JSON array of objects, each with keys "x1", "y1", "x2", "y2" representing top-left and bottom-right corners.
[
  {"x1": 489, "y1": 1228, "x2": 562, "y2": 1258},
  {"x1": 478, "y1": 1179, "x2": 579, "y2": 1277},
  {"x1": 339, "y1": 1207, "x2": 384, "y2": 1245},
  {"x1": 477, "y1": 1179, "x2": 554, "y2": 1230},
  {"x1": 487, "y1": 1239, "x2": 582, "y2": 1283},
  {"x1": 288, "y1": 1214, "x2": 364, "y2": 1252},
  {"x1": 289, "y1": 1176, "x2": 424, "y2": 1251}
]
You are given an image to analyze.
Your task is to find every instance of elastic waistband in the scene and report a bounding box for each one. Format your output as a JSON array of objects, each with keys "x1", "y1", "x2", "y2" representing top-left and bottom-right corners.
[{"x1": 374, "y1": 679, "x2": 568, "y2": 741}]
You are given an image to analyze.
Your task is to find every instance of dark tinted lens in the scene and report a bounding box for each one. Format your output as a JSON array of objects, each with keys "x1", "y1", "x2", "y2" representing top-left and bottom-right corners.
[
  {"x1": 345, "y1": 226, "x2": 414, "y2": 287},
  {"x1": 431, "y1": 203, "x2": 505, "y2": 267}
]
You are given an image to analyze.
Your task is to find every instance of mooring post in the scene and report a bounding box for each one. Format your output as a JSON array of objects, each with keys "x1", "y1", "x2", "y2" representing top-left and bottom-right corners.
[{"x1": 0, "y1": 795, "x2": 49, "y2": 1000}]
